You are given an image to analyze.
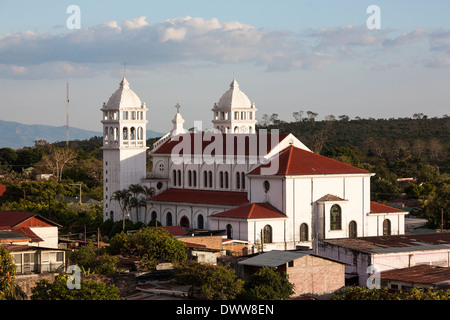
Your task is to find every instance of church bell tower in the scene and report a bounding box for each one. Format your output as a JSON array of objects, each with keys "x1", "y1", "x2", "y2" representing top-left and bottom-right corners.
[{"x1": 101, "y1": 77, "x2": 148, "y2": 222}]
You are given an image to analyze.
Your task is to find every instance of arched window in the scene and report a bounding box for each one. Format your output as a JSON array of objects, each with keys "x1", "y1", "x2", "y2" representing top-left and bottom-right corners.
[
  {"x1": 263, "y1": 225, "x2": 272, "y2": 244},
  {"x1": 234, "y1": 126, "x2": 239, "y2": 133},
  {"x1": 383, "y1": 219, "x2": 391, "y2": 236},
  {"x1": 349, "y1": 221, "x2": 357, "y2": 238},
  {"x1": 330, "y1": 205, "x2": 342, "y2": 230},
  {"x1": 220, "y1": 171, "x2": 224, "y2": 188},
  {"x1": 226, "y1": 224, "x2": 233, "y2": 239},
  {"x1": 236, "y1": 172, "x2": 240, "y2": 189},
  {"x1": 264, "y1": 180, "x2": 270, "y2": 193},
  {"x1": 180, "y1": 216, "x2": 190, "y2": 228},
  {"x1": 177, "y1": 170, "x2": 181, "y2": 186},
  {"x1": 197, "y1": 214, "x2": 204, "y2": 229},
  {"x1": 130, "y1": 127, "x2": 136, "y2": 140},
  {"x1": 225, "y1": 172, "x2": 229, "y2": 189},
  {"x1": 241, "y1": 172, "x2": 245, "y2": 189},
  {"x1": 123, "y1": 127, "x2": 128, "y2": 140},
  {"x1": 137, "y1": 127, "x2": 143, "y2": 140},
  {"x1": 208, "y1": 171, "x2": 213, "y2": 188},
  {"x1": 173, "y1": 170, "x2": 177, "y2": 186},
  {"x1": 166, "y1": 212, "x2": 173, "y2": 226},
  {"x1": 300, "y1": 223, "x2": 309, "y2": 241},
  {"x1": 188, "y1": 170, "x2": 192, "y2": 187},
  {"x1": 193, "y1": 170, "x2": 197, "y2": 187}
]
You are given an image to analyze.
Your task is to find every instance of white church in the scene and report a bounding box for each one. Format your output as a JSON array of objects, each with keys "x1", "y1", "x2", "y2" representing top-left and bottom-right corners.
[{"x1": 101, "y1": 76, "x2": 407, "y2": 251}]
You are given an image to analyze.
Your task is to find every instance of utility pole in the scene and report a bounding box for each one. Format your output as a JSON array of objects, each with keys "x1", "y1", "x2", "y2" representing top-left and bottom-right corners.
[{"x1": 97, "y1": 227, "x2": 100, "y2": 256}]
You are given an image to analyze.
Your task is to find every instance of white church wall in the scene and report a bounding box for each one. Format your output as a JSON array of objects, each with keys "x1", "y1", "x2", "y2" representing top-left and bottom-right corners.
[{"x1": 248, "y1": 177, "x2": 284, "y2": 211}]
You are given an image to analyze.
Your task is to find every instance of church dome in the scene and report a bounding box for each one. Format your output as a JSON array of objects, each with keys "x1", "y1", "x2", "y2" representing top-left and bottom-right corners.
[
  {"x1": 216, "y1": 79, "x2": 253, "y2": 109},
  {"x1": 105, "y1": 77, "x2": 142, "y2": 109}
]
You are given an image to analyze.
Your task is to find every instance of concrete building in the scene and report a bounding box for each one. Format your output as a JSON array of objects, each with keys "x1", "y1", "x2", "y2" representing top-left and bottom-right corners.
[
  {"x1": 316, "y1": 233, "x2": 450, "y2": 287},
  {"x1": 238, "y1": 250, "x2": 345, "y2": 296}
]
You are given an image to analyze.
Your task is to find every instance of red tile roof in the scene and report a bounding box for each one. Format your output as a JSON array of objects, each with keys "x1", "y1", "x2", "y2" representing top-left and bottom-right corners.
[
  {"x1": 370, "y1": 201, "x2": 406, "y2": 213},
  {"x1": 0, "y1": 184, "x2": 6, "y2": 196},
  {"x1": 148, "y1": 189, "x2": 249, "y2": 206},
  {"x1": 0, "y1": 211, "x2": 62, "y2": 228},
  {"x1": 158, "y1": 226, "x2": 190, "y2": 237},
  {"x1": 249, "y1": 145, "x2": 370, "y2": 176},
  {"x1": 210, "y1": 203, "x2": 287, "y2": 219},
  {"x1": 152, "y1": 132, "x2": 290, "y2": 156}
]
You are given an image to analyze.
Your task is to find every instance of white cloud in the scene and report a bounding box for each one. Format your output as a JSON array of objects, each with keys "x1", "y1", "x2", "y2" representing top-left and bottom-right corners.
[
  {"x1": 123, "y1": 16, "x2": 149, "y2": 30},
  {"x1": 0, "y1": 16, "x2": 449, "y2": 79}
]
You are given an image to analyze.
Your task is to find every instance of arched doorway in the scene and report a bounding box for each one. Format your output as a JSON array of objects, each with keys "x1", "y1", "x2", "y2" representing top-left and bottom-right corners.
[
  {"x1": 383, "y1": 219, "x2": 391, "y2": 235},
  {"x1": 197, "y1": 214, "x2": 204, "y2": 229},
  {"x1": 180, "y1": 216, "x2": 190, "y2": 228}
]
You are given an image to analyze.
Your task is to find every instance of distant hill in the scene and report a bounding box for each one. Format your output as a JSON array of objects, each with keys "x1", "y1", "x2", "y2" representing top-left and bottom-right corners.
[{"x1": 0, "y1": 119, "x2": 163, "y2": 149}]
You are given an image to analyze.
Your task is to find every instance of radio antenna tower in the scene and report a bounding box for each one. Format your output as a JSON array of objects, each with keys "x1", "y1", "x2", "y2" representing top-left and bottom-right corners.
[{"x1": 66, "y1": 82, "x2": 69, "y2": 147}]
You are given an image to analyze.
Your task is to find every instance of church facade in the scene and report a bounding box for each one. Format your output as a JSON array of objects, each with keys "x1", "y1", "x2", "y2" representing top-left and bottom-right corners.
[{"x1": 101, "y1": 77, "x2": 407, "y2": 251}]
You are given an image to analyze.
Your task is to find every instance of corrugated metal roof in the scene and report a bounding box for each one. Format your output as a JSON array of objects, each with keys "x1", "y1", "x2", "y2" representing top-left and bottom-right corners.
[
  {"x1": 238, "y1": 250, "x2": 310, "y2": 267},
  {"x1": 381, "y1": 265, "x2": 450, "y2": 286},
  {"x1": 321, "y1": 233, "x2": 450, "y2": 254}
]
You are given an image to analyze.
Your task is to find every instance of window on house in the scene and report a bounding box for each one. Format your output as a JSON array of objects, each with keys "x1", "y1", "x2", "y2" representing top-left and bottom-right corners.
[
  {"x1": 188, "y1": 170, "x2": 192, "y2": 187},
  {"x1": 300, "y1": 223, "x2": 308, "y2": 241},
  {"x1": 193, "y1": 170, "x2": 197, "y2": 187},
  {"x1": 330, "y1": 205, "x2": 342, "y2": 230},
  {"x1": 208, "y1": 171, "x2": 213, "y2": 188},
  {"x1": 166, "y1": 212, "x2": 173, "y2": 226},
  {"x1": 173, "y1": 170, "x2": 177, "y2": 186},
  {"x1": 225, "y1": 172, "x2": 229, "y2": 189},
  {"x1": 349, "y1": 221, "x2": 357, "y2": 238},
  {"x1": 220, "y1": 171, "x2": 224, "y2": 188},
  {"x1": 204, "y1": 171, "x2": 208, "y2": 188},
  {"x1": 383, "y1": 219, "x2": 391, "y2": 236},
  {"x1": 236, "y1": 172, "x2": 240, "y2": 189},
  {"x1": 177, "y1": 170, "x2": 182, "y2": 186},
  {"x1": 264, "y1": 180, "x2": 270, "y2": 193},
  {"x1": 263, "y1": 225, "x2": 273, "y2": 243},
  {"x1": 197, "y1": 214, "x2": 204, "y2": 229},
  {"x1": 226, "y1": 224, "x2": 233, "y2": 239},
  {"x1": 241, "y1": 172, "x2": 245, "y2": 189}
]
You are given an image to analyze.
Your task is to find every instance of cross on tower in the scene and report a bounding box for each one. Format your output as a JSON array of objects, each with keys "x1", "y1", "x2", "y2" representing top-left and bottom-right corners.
[{"x1": 175, "y1": 103, "x2": 181, "y2": 113}]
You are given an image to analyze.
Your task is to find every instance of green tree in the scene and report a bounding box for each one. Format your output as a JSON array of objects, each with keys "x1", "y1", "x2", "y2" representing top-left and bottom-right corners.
[
  {"x1": 331, "y1": 286, "x2": 450, "y2": 300},
  {"x1": 0, "y1": 246, "x2": 26, "y2": 300},
  {"x1": 30, "y1": 274, "x2": 123, "y2": 300},
  {"x1": 67, "y1": 243, "x2": 119, "y2": 276},
  {"x1": 174, "y1": 261, "x2": 244, "y2": 300},
  {"x1": 109, "y1": 227, "x2": 187, "y2": 270},
  {"x1": 240, "y1": 267, "x2": 294, "y2": 300}
]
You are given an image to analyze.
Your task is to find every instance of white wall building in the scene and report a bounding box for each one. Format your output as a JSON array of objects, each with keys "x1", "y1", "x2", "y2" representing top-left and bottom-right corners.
[{"x1": 101, "y1": 77, "x2": 407, "y2": 251}]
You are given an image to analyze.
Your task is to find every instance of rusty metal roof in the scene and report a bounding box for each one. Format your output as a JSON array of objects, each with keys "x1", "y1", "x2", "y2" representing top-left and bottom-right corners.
[
  {"x1": 381, "y1": 265, "x2": 450, "y2": 287},
  {"x1": 321, "y1": 233, "x2": 450, "y2": 254}
]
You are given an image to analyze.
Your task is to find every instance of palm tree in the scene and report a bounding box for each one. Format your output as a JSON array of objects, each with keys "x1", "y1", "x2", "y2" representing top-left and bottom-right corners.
[
  {"x1": 128, "y1": 184, "x2": 145, "y2": 222},
  {"x1": 111, "y1": 189, "x2": 131, "y2": 231},
  {"x1": 139, "y1": 185, "x2": 155, "y2": 224}
]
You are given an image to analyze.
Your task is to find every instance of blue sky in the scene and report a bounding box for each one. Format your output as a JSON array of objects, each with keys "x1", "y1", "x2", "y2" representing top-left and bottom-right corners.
[{"x1": 0, "y1": 0, "x2": 449, "y2": 135}]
